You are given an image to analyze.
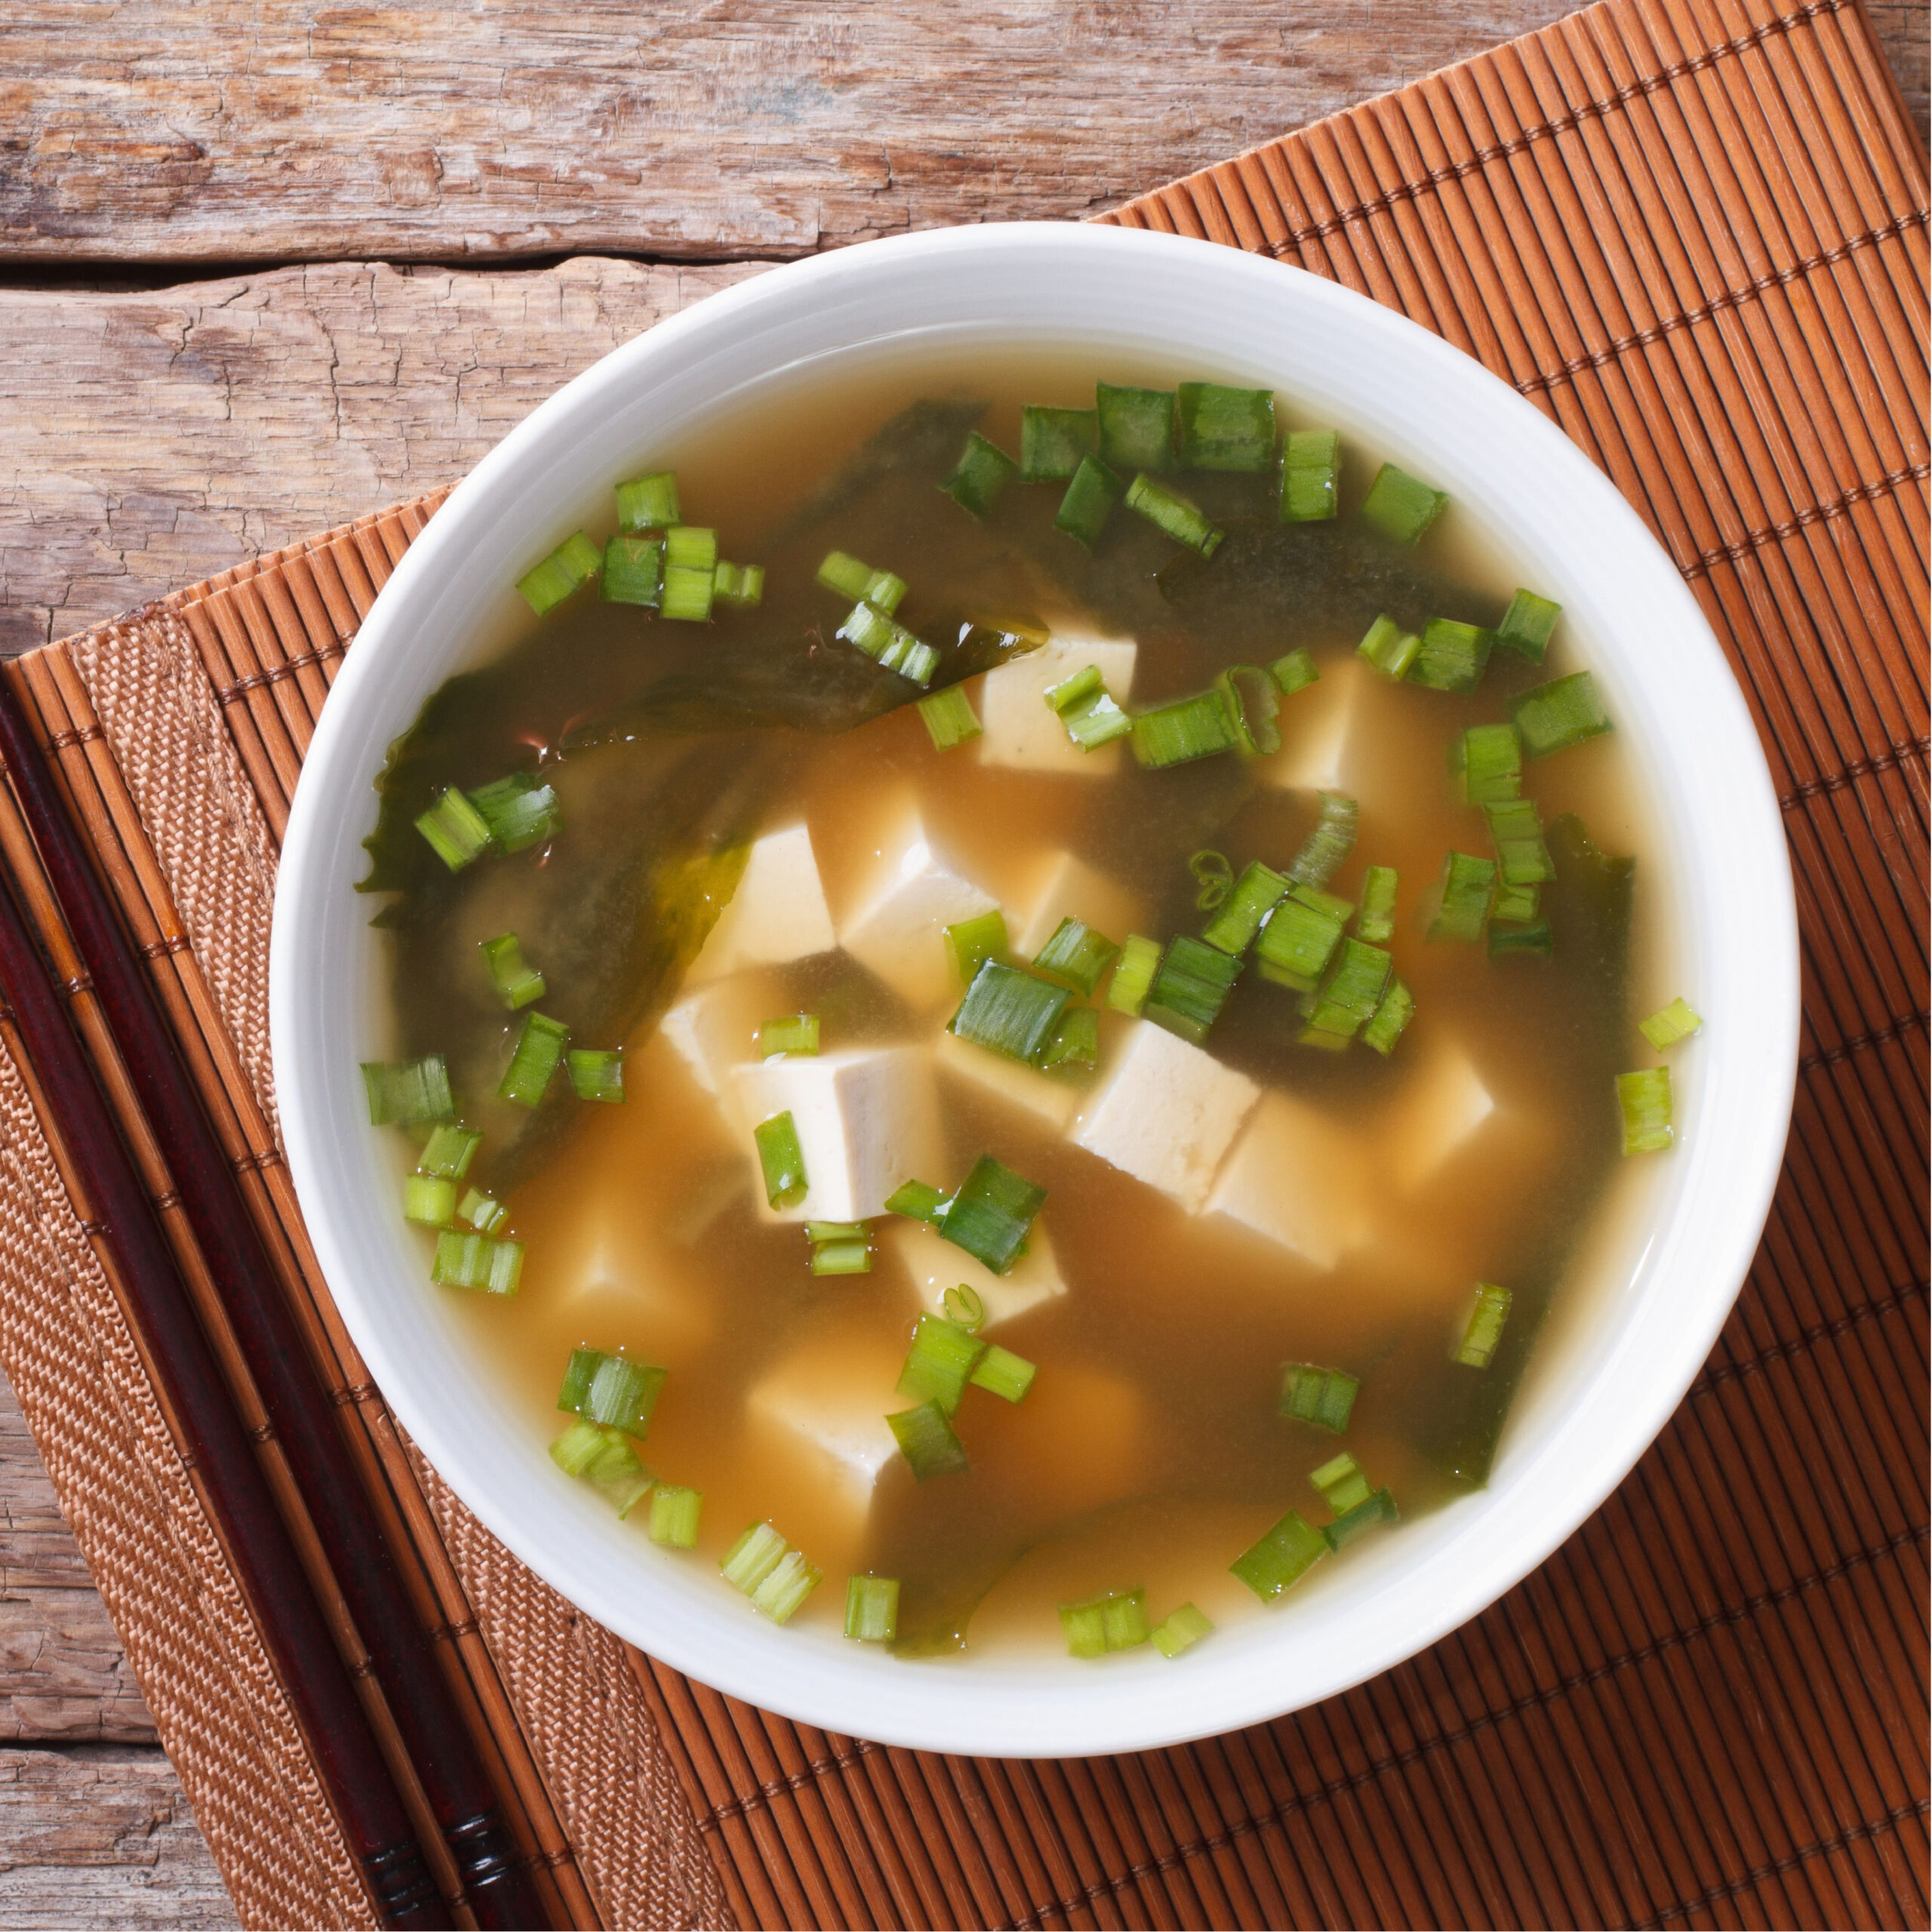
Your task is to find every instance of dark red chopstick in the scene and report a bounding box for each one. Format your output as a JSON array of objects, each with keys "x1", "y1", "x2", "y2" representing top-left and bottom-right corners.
[{"x1": 0, "y1": 681, "x2": 546, "y2": 1931}]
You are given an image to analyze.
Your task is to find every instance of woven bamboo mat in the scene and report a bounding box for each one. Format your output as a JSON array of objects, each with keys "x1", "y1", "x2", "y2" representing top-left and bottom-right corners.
[{"x1": 0, "y1": 0, "x2": 1922, "y2": 1924}]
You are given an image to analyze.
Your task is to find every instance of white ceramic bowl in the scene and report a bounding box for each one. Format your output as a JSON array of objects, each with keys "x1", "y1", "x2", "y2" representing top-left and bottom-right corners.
[{"x1": 272, "y1": 223, "x2": 1797, "y2": 1758}]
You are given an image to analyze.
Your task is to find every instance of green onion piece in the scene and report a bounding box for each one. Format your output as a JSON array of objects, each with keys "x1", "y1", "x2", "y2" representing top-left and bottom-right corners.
[
  {"x1": 1356, "y1": 614, "x2": 1421, "y2": 681},
  {"x1": 1107, "y1": 934, "x2": 1162, "y2": 1016},
  {"x1": 558, "y1": 1346, "x2": 666, "y2": 1438},
  {"x1": 1189, "y1": 850, "x2": 1234, "y2": 910},
  {"x1": 1053, "y1": 454, "x2": 1126, "y2": 549},
  {"x1": 884, "y1": 1180, "x2": 947, "y2": 1223},
  {"x1": 752, "y1": 1548, "x2": 822, "y2": 1625},
  {"x1": 1039, "y1": 1006, "x2": 1099, "y2": 1069},
  {"x1": 1095, "y1": 383, "x2": 1175, "y2": 472},
  {"x1": 479, "y1": 932, "x2": 546, "y2": 1011},
  {"x1": 498, "y1": 1012, "x2": 568, "y2": 1107},
  {"x1": 1042, "y1": 660, "x2": 1132, "y2": 748},
  {"x1": 1254, "y1": 890, "x2": 1346, "y2": 992},
  {"x1": 1033, "y1": 918, "x2": 1121, "y2": 997},
  {"x1": 1059, "y1": 1589, "x2": 1149, "y2": 1656},
  {"x1": 758, "y1": 1014, "x2": 820, "y2": 1058},
  {"x1": 1362, "y1": 978, "x2": 1415, "y2": 1057},
  {"x1": 940, "y1": 1155, "x2": 1047, "y2": 1275},
  {"x1": 664, "y1": 526, "x2": 717, "y2": 572},
  {"x1": 712, "y1": 561, "x2": 764, "y2": 608},
  {"x1": 457, "y1": 1187, "x2": 505, "y2": 1235},
  {"x1": 649, "y1": 1484, "x2": 701, "y2": 1548},
  {"x1": 1021, "y1": 405, "x2": 1100, "y2": 481},
  {"x1": 1059, "y1": 1597, "x2": 1109, "y2": 1660},
  {"x1": 1271, "y1": 647, "x2": 1319, "y2": 695},
  {"x1": 810, "y1": 1238, "x2": 871, "y2": 1275},
  {"x1": 1124, "y1": 474, "x2": 1223, "y2": 557},
  {"x1": 1324, "y1": 1487, "x2": 1398, "y2": 1551},
  {"x1": 942, "y1": 1284, "x2": 985, "y2": 1331},
  {"x1": 1289, "y1": 790, "x2": 1358, "y2": 888},
  {"x1": 1301, "y1": 937, "x2": 1392, "y2": 1044},
  {"x1": 1310, "y1": 1451, "x2": 1374, "y2": 1515},
  {"x1": 1152, "y1": 1601, "x2": 1214, "y2": 1658},
  {"x1": 969, "y1": 1344, "x2": 1035, "y2": 1404},
  {"x1": 837, "y1": 601, "x2": 935, "y2": 685},
  {"x1": 898, "y1": 1314, "x2": 987, "y2": 1415},
  {"x1": 1278, "y1": 428, "x2": 1340, "y2": 521},
  {"x1": 1409, "y1": 618, "x2": 1494, "y2": 694},
  {"x1": 469, "y1": 774, "x2": 562, "y2": 854},
  {"x1": 1427, "y1": 851, "x2": 1497, "y2": 943},
  {"x1": 1492, "y1": 881, "x2": 1540, "y2": 924},
  {"x1": 1453, "y1": 723, "x2": 1524, "y2": 805},
  {"x1": 660, "y1": 563, "x2": 715, "y2": 623},
  {"x1": 898, "y1": 640, "x2": 940, "y2": 687},
  {"x1": 942, "y1": 432, "x2": 1020, "y2": 518},
  {"x1": 615, "y1": 472, "x2": 680, "y2": 533},
  {"x1": 753, "y1": 1110, "x2": 809, "y2": 1208},
  {"x1": 1494, "y1": 588, "x2": 1561, "y2": 662},
  {"x1": 1230, "y1": 1510, "x2": 1329, "y2": 1600},
  {"x1": 431, "y1": 1229, "x2": 523, "y2": 1295},
  {"x1": 804, "y1": 1220, "x2": 868, "y2": 1243},
  {"x1": 417, "y1": 1122, "x2": 481, "y2": 1181},
  {"x1": 844, "y1": 1575, "x2": 900, "y2": 1642},
  {"x1": 1512, "y1": 671, "x2": 1612, "y2": 757},
  {"x1": 1203, "y1": 861, "x2": 1288, "y2": 958},
  {"x1": 1132, "y1": 690, "x2": 1241, "y2": 768},
  {"x1": 816, "y1": 551, "x2": 907, "y2": 614},
  {"x1": 1484, "y1": 798, "x2": 1555, "y2": 885},
  {"x1": 1146, "y1": 934, "x2": 1242, "y2": 1043},
  {"x1": 566, "y1": 1048, "x2": 624, "y2": 1103},
  {"x1": 361, "y1": 1056, "x2": 455, "y2": 1126},
  {"x1": 1176, "y1": 383, "x2": 1275, "y2": 472},
  {"x1": 1356, "y1": 867, "x2": 1397, "y2": 944},
  {"x1": 1617, "y1": 1068, "x2": 1674, "y2": 1154},
  {"x1": 415, "y1": 787, "x2": 494, "y2": 871},
  {"x1": 887, "y1": 1400, "x2": 969, "y2": 1480},
  {"x1": 1361, "y1": 463, "x2": 1447, "y2": 545},
  {"x1": 951, "y1": 958, "x2": 1071, "y2": 1064},
  {"x1": 918, "y1": 684, "x2": 981, "y2": 752},
  {"x1": 515, "y1": 530, "x2": 602, "y2": 615},
  {"x1": 1487, "y1": 918, "x2": 1554, "y2": 960},
  {"x1": 1641, "y1": 997, "x2": 1704, "y2": 1050},
  {"x1": 1278, "y1": 1362, "x2": 1358, "y2": 1432},
  {"x1": 1454, "y1": 1283, "x2": 1512, "y2": 1368},
  {"x1": 546, "y1": 1414, "x2": 605, "y2": 1476},
  {"x1": 548, "y1": 1420, "x2": 654, "y2": 1518},
  {"x1": 720, "y1": 1521, "x2": 787, "y2": 1594},
  {"x1": 946, "y1": 909, "x2": 1008, "y2": 987},
  {"x1": 405, "y1": 1174, "x2": 456, "y2": 1226},
  {"x1": 601, "y1": 534, "x2": 664, "y2": 608},
  {"x1": 1218, "y1": 663, "x2": 1282, "y2": 754}
]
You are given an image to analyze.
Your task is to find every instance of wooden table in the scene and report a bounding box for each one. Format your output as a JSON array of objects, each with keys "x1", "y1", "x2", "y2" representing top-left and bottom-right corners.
[{"x1": 1, "y1": 5, "x2": 1923, "y2": 1920}]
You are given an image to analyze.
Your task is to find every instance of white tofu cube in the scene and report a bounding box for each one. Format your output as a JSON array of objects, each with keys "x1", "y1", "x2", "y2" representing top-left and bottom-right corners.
[
  {"x1": 657, "y1": 969, "x2": 783, "y2": 1103},
  {"x1": 1009, "y1": 850, "x2": 1145, "y2": 961},
  {"x1": 885, "y1": 1216, "x2": 1068, "y2": 1331},
  {"x1": 1208, "y1": 1091, "x2": 1369, "y2": 1271},
  {"x1": 688, "y1": 823, "x2": 835, "y2": 983},
  {"x1": 978, "y1": 634, "x2": 1138, "y2": 775},
  {"x1": 1071, "y1": 1020, "x2": 1259, "y2": 1212},
  {"x1": 729, "y1": 1046, "x2": 943, "y2": 1223},
  {"x1": 746, "y1": 1330, "x2": 904, "y2": 1530},
  {"x1": 838, "y1": 811, "x2": 996, "y2": 1011},
  {"x1": 1259, "y1": 657, "x2": 1363, "y2": 793},
  {"x1": 934, "y1": 1028, "x2": 1083, "y2": 1131},
  {"x1": 1387, "y1": 1038, "x2": 1497, "y2": 1191}
]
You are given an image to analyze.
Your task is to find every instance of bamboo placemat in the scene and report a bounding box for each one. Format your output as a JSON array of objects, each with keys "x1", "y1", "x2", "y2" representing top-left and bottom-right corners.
[{"x1": 0, "y1": 0, "x2": 1923, "y2": 1923}]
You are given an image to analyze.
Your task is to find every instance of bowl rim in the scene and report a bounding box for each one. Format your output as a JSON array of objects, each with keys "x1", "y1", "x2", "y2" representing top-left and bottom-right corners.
[{"x1": 272, "y1": 220, "x2": 1798, "y2": 1758}]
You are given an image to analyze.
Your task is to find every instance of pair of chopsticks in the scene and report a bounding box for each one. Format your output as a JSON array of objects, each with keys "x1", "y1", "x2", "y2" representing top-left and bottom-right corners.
[{"x1": 0, "y1": 675, "x2": 549, "y2": 1932}]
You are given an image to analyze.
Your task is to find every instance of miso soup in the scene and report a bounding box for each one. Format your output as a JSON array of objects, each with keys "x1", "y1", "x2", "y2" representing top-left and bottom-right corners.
[{"x1": 357, "y1": 348, "x2": 1686, "y2": 1660}]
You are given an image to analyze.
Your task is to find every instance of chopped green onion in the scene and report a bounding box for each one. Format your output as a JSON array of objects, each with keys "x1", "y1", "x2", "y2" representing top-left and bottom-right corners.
[
  {"x1": 950, "y1": 958, "x2": 1070, "y2": 1064},
  {"x1": 1189, "y1": 850, "x2": 1234, "y2": 910},
  {"x1": 469, "y1": 774, "x2": 561, "y2": 854},
  {"x1": 940, "y1": 1155, "x2": 1047, "y2": 1275},
  {"x1": 898, "y1": 1315, "x2": 987, "y2": 1415},
  {"x1": 1324, "y1": 1487, "x2": 1398, "y2": 1551},
  {"x1": 1487, "y1": 918, "x2": 1553, "y2": 959},
  {"x1": 1124, "y1": 474, "x2": 1223, "y2": 557},
  {"x1": 498, "y1": 1012, "x2": 568, "y2": 1107},
  {"x1": 1492, "y1": 881, "x2": 1540, "y2": 924},
  {"x1": 970, "y1": 1344, "x2": 1035, "y2": 1404},
  {"x1": 557, "y1": 1346, "x2": 666, "y2": 1438},
  {"x1": 515, "y1": 531, "x2": 602, "y2": 615},
  {"x1": 753, "y1": 1110, "x2": 808, "y2": 1208},
  {"x1": 1132, "y1": 689, "x2": 1241, "y2": 768},
  {"x1": 566, "y1": 1048, "x2": 625, "y2": 1103},
  {"x1": 1058, "y1": 1598, "x2": 1108, "y2": 1660},
  {"x1": 1362, "y1": 978, "x2": 1414, "y2": 1056},
  {"x1": 548, "y1": 1419, "x2": 653, "y2": 1517},
  {"x1": 479, "y1": 932, "x2": 546, "y2": 1010},
  {"x1": 1203, "y1": 861, "x2": 1288, "y2": 957},
  {"x1": 837, "y1": 601, "x2": 936, "y2": 685},
  {"x1": 1039, "y1": 1006, "x2": 1099, "y2": 1069},
  {"x1": 1152, "y1": 1601, "x2": 1214, "y2": 1658},
  {"x1": 1409, "y1": 618, "x2": 1494, "y2": 694},
  {"x1": 1060, "y1": 1589, "x2": 1149, "y2": 1657},
  {"x1": 1617, "y1": 1068, "x2": 1674, "y2": 1154},
  {"x1": 942, "y1": 1284, "x2": 985, "y2": 1330},
  {"x1": 946, "y1": 909, "x2": 1008, "y2": 986},
  {"x1": 917, "y1": 684, "x2": 981, "y2": 752},
  {"x1": 1280, "y1": 428, "x2": 1340, "y2": 521},
  {"x1": 660, "y1": 564, "x2": 714, "y2": 623},
  {"x1": 1453, "y1": 724, "x2": 1523, "y2": 804},
  {"x1": 1300, "y1": 937, "x2": 1392, "y2": 1044},
  {"x1": 1043, "y1": 662, "x2": 1131, "y2": 749},
  {"x1": 1278, "y1": 1362, "x2": 1358, "y2": 1432},
  {"x1": 649, "y1": 1484, "x2": 701, "y2": 1548},
  {"x1": 1095, "y1": 383, "x2": 1175, "y2": 473},
  {"x1": 1454, "y1": 1283, "x2": 1512, "y2": 1368},
  {"x1": 405, "y1": 1174, "x2": 456, "y2": 1225},
  {"x1": 1217, "y1": 664, "x2": 1282, "y2": 754},
  {"x1": 431, "y1": 1229, "x2": 523, "y2": 1295},
  {"x1": 1033, "y1": 918, "x2": 1121, "y2": 997},
  {"x1": 1289, "y1": 790, "x2": 1358, "y2": 888},
  {"x1": 1360, "y1": 463, "x2": 1447, "y2": 545},
  {"x1": 361, "y1": 1055, "x2": 454, "y2": 1126},
  {"x1": 752, "y1": 1549, "x2": 822, "y2": 1624},
  {"x1": 758, "y1": 1014, "x2": 820, "y2": 1058},
  {"x1": 664, "y1": 526, "x2": 717, "y2": 572},
  {"x1": 615, "y1": 472, "x2": 680, "y2": 533},
  {"x1": 601, "y1": 533, "x2": 664, "y2": 608},
  {"x1": 816, "y1": 551, "x2": 907, "y2": 614},
  {"x1": 1107, "y1": 935, "x2": 1162, "y2": 1017},
  {"x1": 712, "y1": 561, "x2": 764, "y2": 608},
  {"x1": 1230, "y1": 1510, "x2": 1329, "y2": 1600},
  {"x1": 1054, "y1": 454, "x2": 1126, "y2": 549},
  {"x1": 1145, "y1": 934, "x2": 1242, "y2": 1043},
  {"x1": 415, "y1": 787, "x2": 494, "y2": 871},
  {"x1": 1021, "y1": 405, "x2": 1100, "y2": 481},
  {"x1": 457, "y1": 1187, "x2": 505, "y2": 1235},
  {"x1": 719, "y1": 1521, "x2": 787, "y2": 1594},
  {"x1": 1484, "y1": 798, "x2": 1555, "y2": 885},
  {"x1": 1640, "y1": 997, "x2": 1703, "y2": 1050},
  {"x1": 1176, "y1": 383, "x2": 1275, "y2": 472},
  {"x1": 942, "y1": 432, "x2": 1020, "y2": 518},
  {"x1": 1356, "y1": 867, "x2": 1397, "y2": 944},
  {"x1": 1512, "y1": 672, "x2": 1612, "y2": 757},
  {"x1": 1310, "y1": 1451, "x2": 1374, "y2": 1515},
  {"x1": 1494, "y1": 588, "x2": 1561, "y2": 662},
  {"x1": 844, "y1": 1575, "x2": 900, "y2": 1642},
  {"x1": 1356, "y1": 614, "x2": 1421, "y2": 681},
  {"x1": 1427, "y1": 851, "x2": 1497, "y2": 943},
  {"x1": 885, "y1": 1179, "x2": 948, "y2": 1223},
  {"x1": 417, "y1": 1122, "x2": 481, "y2": 1181},
  {"x1": 804, "y1": 1220, "x2": 867, "y2": 1241},
  {"x1": 1254, "y1": 889, "x2": 1346, "y2": 992},
  {"x1": 887, "y1": 1400, "x2": 969, "y2": 1480},
  {"x1": 1271, "y1": 647, "x2": 1319, "y2": 695}
]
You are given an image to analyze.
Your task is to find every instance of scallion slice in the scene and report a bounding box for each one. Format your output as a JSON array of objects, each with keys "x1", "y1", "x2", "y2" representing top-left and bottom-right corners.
[
  {"x1": 1039, "y1": 1006, "x2": 1098, "y2": 1069},
  {"x1": 844, "y1": 1574, "x2": 900, "y2": 1642},
  {"x1": 1301, "y1": 937, "x2": 1392, "y2": 1044},
  {"x1": 1152, "y1": 1601, "x2": 1214, "y2": 1658},
  {"x1": 415, "y1": 786, "x2": 494, "y2": 872},
  {"x1": 1360, "y1": 463, "x2": 1447, "y2": 545},
  {"x1": 548, "y1": 1419, "x2": 653, "y2": 1518},
  {"x1": 1484, "y1": 797, "x2": 1555, "y2": 885},
  {"x1": 1362, "y1": 978, "x2": 1414, "y2": 1056},
  {"x1": 837, "y1": 601, "x2": 936, "y2": 686},
  {"x1": 1060, "y1": 1588, "x2": 1149, "y2": 1657},
  {"x1": 897, "y1": 1314, "x2": 987, "y2": 1415},
  {"x1": 1494, "y1": 588, "x2": 1561, "y2": 662},
  {"x1": 566, "y1": 1048, "x2": 624, "y2": 1103},
  {"x1": 1278, "y1": 1362, "x2": 1358, "y2": 1432},
  {"x1": 1177, "y1": 383, "x2": 1275, "y2": 472},
  {"x1": 754, "y1": 1110, "x2": 809, "y2": 1208},
  {"x1": 417, "y1": 1122, "x2": 481, "y2": 1181},
  {"x1": 804, "y1": 1220, "x2": 867, "y2": 1241},
  {"x1": 1355, "y1": 867, "x2": 1397, "y2": 944},
  {"x1": 950, "y1": 958, "x2": 1071, "y2": 1064},
  {"x1": 1189, "y1": 850, "x2": 1234, "y2": 909},
  {"x1": 498, "y1": 1012, "x2": 568, "y2": 1107},
  {"x1": 457, "y1": 1187, "x2": 505, "y2": 1235},
  {"x1": 719, "y1": 1521, "x2": 787, "y2": 1594},
  {"x1": 1253, "y1": 891, "x2": 1345, "y2": 992},
  {"x1": 1033, "y1": 918, "x2": 1121, "y2": 997},
  {"x1": 884, "y1": 1179, "x2": 947, "y2": 1223},
  {"x1": 1021, "y1": 405, "x2": 1100, "y2": 481},
  {"x1": 601, "y1": 534, "x2": 664, "y2": 608},
  {"x1": 515, "y1": 531, "x2": 602, "y2": 615},
  {"x1": 405, "y1": 1174, "x2": 456, "y2": 1226},
  {"x1": 1640, "y1": 997, "x2": 1703, "y2": 1050},
  {"x1": 615, "y1": 472, "x2": 680, "y2": 533},
  {"x1": 1096, "y1": 383, "x2": 1175, "y2": 472},
  {"x1": 1487, "y1": 918, "x2": 1553, "y2": 960},
  {"x1": 816, "y1": 551, "x2": 907, "y2": 614},
  {"x1": 942, "y1": 1284, "x2": 985, "y2": 1331},
  {"x1": 1492, "y1": 881, "x2": 1540, "y2": 924},
  {"x1": 970, "y1": 1344, "x2": 1036, "y2": 1404},
  {"x1": 1107, "y1": 935, "x2": 1162, "y2": 1017},
  {"x1": 1202, "y1": 861, "x2": 1288, "y2": 958},
  {"x1": 1053, "y1": 454, "x2": 1126, "y2": 549},
  {"x1": 361, "y1": 1056, "x2": 454, "y2": 1126},
  {"x1": 1289, "y1": 790, "x2": 1358, "y2": 888},
  {"x1": 888, "y1": 1400, "x2": 969, "y2": 1480},
  {"x1": 660, "y1": 563, "x2": 715, "y2": 623},
  {"x1": 1454, "y1": 1283, "x2": 1512, "y2": 1368},
  {"x1": 752, "y1": 1548, "x2": 822, "y2": 1624},
  {"x1": 1271, "y1": 647, "x2": 1319, "y2": 695},
  {"x1": 917, "y1": 684, "x2": 981, "y2": 752},
  {"x1": 664, "y1": 526, "x2": 718, "y2": 572},
  {"x1": 1617, "y1": 1068, "x2": 1674, "y2": 1154},
  {"x1": 649, "y1": 1484, "x2": 702, "y2": 1549},
  {"x1": 1409, "y1": 618, "x2": 1494, "y2": 694},
  {"x1": 1145, "y1": 934, "x2": 1241, "y2": 1043},
  {"x1": 1217, "y1": 664, "x2": 1282, "y2": 755},
  {"x1": 1324, "y1": 1487, "x2": 1398, "y2": 1552},
  {"x1": 1230, "y1": 1510, "x2": 1329, "y2": 1600},
  {"x1": 1280, "y1": 428, "x2": 1340, "y2": 521},
  {"x1": 1043, "y1": 661, "x2": 1131, "y2": 749},
  {"x1": 1453, "y1": 723, "x2": 1523, "y2": 804},
  {"x1": 1512, "y1": 671, "x2": 1611, "y2": 757},
  {"x1": 942, "y1": 432, "x2": 1020, "y2": 518},
  {"x1": 1426, "y1": 851, "x2": 1497, "y2": 943},
  {"x1": 469, "y1": 774, "x2": 561, "y2": 854},
  {"x1": 1058, "y1": 1598, "x2": 1108, "y2": 1660},
  {"x1": 558, "y1": 1346, "x2": 666, "y2": 1438},
  {"x1": 712, "y1": 561, "x2": 764, "y2": 608},
  {"x1": 940, "y1": 1155, "x2": 1046, "y2": 1275},
  {"x1": 1131, "y1": 689, "x2": 1241, "y2": 768},
  {"x1": 431, "y1": 1229, "x2": 523, "y2": 1295},
  {"x1": 1356, "y1": 614, "x2": 1421, "y2": 681},
  {"x1": 758, "y1": 1014, "x2": 820, "y2": 1059},
  {"x1": 1124, "y1": 474, "x2": 1223, "y2": 557},
  {"x1": 479, "y1": 932, "x2": 546, "y2": 1010},
  {"x1": 946, "y1": 909, "x2": 1008, "y2": 986},
  {"x1": 1310, "y1": 1451, "x2": 1374, "y2": 1515}
]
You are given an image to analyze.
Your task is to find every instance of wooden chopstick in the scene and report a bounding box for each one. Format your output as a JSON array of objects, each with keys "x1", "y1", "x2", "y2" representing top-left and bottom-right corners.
[{"x1": 0, "y1": 681, "x2": 547, "y2": 1932}]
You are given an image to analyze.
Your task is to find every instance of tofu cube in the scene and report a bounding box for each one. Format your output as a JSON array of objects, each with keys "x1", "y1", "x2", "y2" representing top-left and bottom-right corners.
[
  {"x1": 885, "y1": 1216, "x2": 1068, "y2": 1331},
  {"x1": 979, "y1": 634, "x2": 1138, "y2": 775},
  {"x1": 838, "y1": 811, "x2": 997, "y2": 1011},
  {"x1": 1009, "y1": 850, "x2": 1145, "y2": 961},
  {"x1": 688, "y1": 823, "x2": 835, "y2": 983},
  {"x1": 1208, "y1": 1091, "x2": 1369, "y2": 1271},
  {"x1": 1259, "y1": 657, "x2": 1363, "y2": 793},
  {"x1": 1071, "y1": 1020, "x2": 1260, "y2": 1212},
  {"x1": 1386, "y1": 1039, "x2": 1497, "y2": 1191},
  {"x1": 729, "y1": 1046, "x2": 943, "y2": 1223},
  {"x1": 746, "y1": 1329, "x2": 905, "y2": 1532},
  {"x1": 657, "y1": 968, "x2": 783, "y2": 1105},
  {"x1": 935, "y1": 1027, "x2": 1083, "y2": 1131}
]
